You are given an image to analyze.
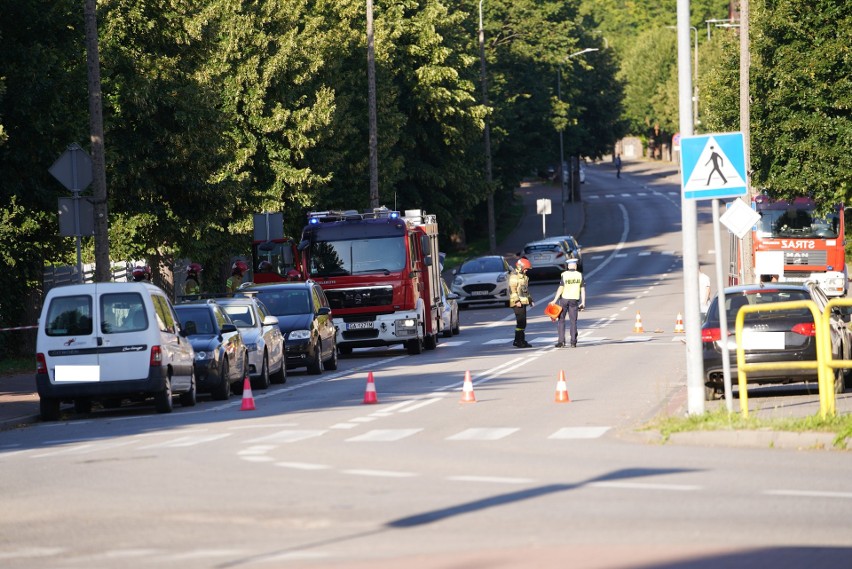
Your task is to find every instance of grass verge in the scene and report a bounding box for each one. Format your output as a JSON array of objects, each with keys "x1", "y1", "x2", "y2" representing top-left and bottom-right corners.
[{"x1": 647, "y1": 408, "x2": 852, "y2": 449}]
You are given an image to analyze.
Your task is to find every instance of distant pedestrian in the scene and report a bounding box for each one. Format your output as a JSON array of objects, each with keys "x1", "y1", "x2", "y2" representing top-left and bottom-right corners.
[
  {"x1": 509, "y1": 258, "x2": 534, "y2": 348},
  {"x1": 552, "y1": 258, "x2": 585, "y2": 348},
  {"x1": 615, "y1": 154, "x2": 622, "y2": 178}
]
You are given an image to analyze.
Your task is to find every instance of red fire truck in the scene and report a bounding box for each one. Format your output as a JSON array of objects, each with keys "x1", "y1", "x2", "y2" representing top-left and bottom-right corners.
[
  {"x1": 297, "y1": 207, "x2": 443, "y2": 355},
  {"x1": 251, "y1": 212, "x2": 302, "y2": 284},
  {"x1": 733, "y1": 196, "x2": 847, "y2": 295}
]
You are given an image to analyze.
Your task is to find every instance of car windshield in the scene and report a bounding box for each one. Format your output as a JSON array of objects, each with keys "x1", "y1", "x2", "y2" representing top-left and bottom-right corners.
[
  {"x1": 175, "y1": 307, "x2": 215, "y2": 334},
  {"x1": 756, "y1": 205, "x2": 839, "y2": 239},
  {"x1": 255, "y1": 290, "x2": 311, "y2": 316},
  {"x1": 309, "y1": 236, "x2": 406, "y2": 277},
  {"x1": 221, "y1": 305, "x2": 256, "y2": 327},
  {"x1": 711, "y1": 289, "x2": 812, "y2": 321},
  {"x1": 524, "y1": 244, "x2": 561, "y2": 254},
  {"x1": 459, "y1": 258, "x2": 505, "y2": 274}
]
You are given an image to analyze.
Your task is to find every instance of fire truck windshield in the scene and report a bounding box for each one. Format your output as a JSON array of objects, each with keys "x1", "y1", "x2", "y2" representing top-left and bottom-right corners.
[
  {"x1": 309, "y1": 237, "x2": 406, "y2": 277},
  {"x1": 757, "y1": 206, "x2": 839, "y2": 239}
]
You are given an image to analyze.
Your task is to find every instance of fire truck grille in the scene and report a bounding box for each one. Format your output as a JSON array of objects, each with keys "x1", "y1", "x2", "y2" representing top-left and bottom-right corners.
[
  {"x1": 783, "y1": 249, "x2": 827, "y2": 266},
  {"x1": 324, "y1": 286, "x2": 394, "y2": 310}
]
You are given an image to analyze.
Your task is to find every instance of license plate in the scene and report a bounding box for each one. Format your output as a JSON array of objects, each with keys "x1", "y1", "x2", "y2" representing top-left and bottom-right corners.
[
  {"x1": 470, "y1": 290, "x2": 489, "y2": 296},
  {"x1": 533, "y1": 254, "x2": 546, "y2": 260},
  {"x1": 347, "y1": 321, "x2": 374, "y2": 330},
  {"x1": 741, "y1": 331, "x2": 784, "y2": 350}
]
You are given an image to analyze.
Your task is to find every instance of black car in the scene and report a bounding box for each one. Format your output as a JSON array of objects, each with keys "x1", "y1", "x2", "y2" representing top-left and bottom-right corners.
[
  {"x1": 174, "y1": 300, "x2": 249, "y2": 400},
  {"x1": 241, "y1": 281, "x2": 338, "y2": 374},
  {"x1": 701, "y1": 282, "x2": 851, "y2": 401}
]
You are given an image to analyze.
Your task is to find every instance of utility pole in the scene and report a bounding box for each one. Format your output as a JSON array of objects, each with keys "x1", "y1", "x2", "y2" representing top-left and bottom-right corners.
[
  {"x1": 367, "y1": 0, "x2": 379, "y2": 209},
  {"x1": 84, "y1": 0, "x2": 110, "y2": 282},
  {"x1": 479, "y1": 1, "x2": 496, "y2": 253},
  {"x1": 739, "y1": 0, "x2": 753, "y2": 284}
]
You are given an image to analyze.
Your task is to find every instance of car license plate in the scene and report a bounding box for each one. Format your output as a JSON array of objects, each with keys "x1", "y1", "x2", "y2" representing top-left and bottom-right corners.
[
  {"x1": 533, "y1": 254, "x2": 546, "y2": 260},
  {"x1": 470, "y1": 290, "x2": 489, "y2": 296},
  {"x1": 347, "y1": 321, "x2": 374, "y2": 330},
  {"x1": 742, "y1": 331, "x2": 784, "y2": 350}
]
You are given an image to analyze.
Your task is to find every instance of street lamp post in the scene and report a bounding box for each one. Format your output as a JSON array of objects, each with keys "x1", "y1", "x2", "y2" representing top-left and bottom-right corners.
[
  {"x1": 479, "y1": 1, "x2": 496, "y2": 253},
  {"x1": 558, "y1": 48, "x2": 598, "y2": 235},
  {"x1": 667, "y1": 26, "x2": 699, "y2": 128}
]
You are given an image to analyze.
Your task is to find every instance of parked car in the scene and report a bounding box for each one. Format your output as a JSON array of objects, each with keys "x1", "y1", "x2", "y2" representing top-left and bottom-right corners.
[
  {"x1": 440, "y1": 278, "x2": 460, "y2": 337},
  {"x1": 216, "y1": 296, "x2": 286, "y2": 390},
  {"x1": 549, "y1": 234, "x2": 583, "y2": 271},
  {"x1": 242, "y1": 281, "x2": 338, "y2": 373},
  {"x1": 450, "y1": 255, "x2": 512, "y2": 308},
  {"x1": 35, "y1": 282, "x2": 196, "y2": 420},
  {"x1": 174, "y1": 300, "x2": 248, "y2": 400},
  {"x1": 520, "y1": 239, "x2": 572, "y2": 279},
  {"x1": 701, "y1": 282, "x2": 852, "y2": 401}
]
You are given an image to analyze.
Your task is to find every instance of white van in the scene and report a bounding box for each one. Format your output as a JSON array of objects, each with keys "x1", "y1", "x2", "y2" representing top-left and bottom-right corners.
[{"x1": 35, "y1": 282, "x2": 196, "y2": 420}]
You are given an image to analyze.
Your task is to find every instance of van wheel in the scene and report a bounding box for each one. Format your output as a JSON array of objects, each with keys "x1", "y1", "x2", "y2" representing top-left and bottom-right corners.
[
  {"x1": 307, "y1": 341, "x2": 323, "y2": 375},
  {"x1": 211, "y1": 359, "x2": 230, "y2": 401},
  {"x1": 324, "y1": 341, "x2": 339, "y2": 370},
  {"x1": 424, "y1": 333, "x2": 437, "y2": 350},
  {"x1": 74, "y1": 398, "x2": 92, "y2": 414},
  {"x1": 179, "y1": 370, "x2": 197, "y2": 407},
  {"x1": 704, "y1": 384, "x2": 722, "y2": 401},
  {"x1": 154, "y1": 377, "x2": 174, "y2": 413},
  {"x1": 406, "y1": 337, "x2": 423, "y2": 355},
  {"x1": 253, "y1": 353, "x2": 270, "y2": 390},
  {"x1": 40, "y1": 397, "x2": 61, "y2": 421},
  {"x1": 271, "y1": 347, "x2": 286, "y2": 384}
]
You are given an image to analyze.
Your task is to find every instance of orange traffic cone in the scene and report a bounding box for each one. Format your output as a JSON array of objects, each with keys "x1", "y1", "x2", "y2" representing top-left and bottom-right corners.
[
  {"x1": 460, "y1": 371, "x2": 476, "y2": 403},
  {"x1": 363, "y1": 372, "x2": 378, "y2": 404},
  {"x1": 555, "y1": 370, "x2": 571, "y2": 403},
  {"x1": 674, "y1": 312, "x2": 685, "y2": 334},
  {"x1": 633, "y1": 311, "x2": 645, "y2": 333},
  {"x1": 240, "y1": 375, "x2": 256, "y2": 411}
]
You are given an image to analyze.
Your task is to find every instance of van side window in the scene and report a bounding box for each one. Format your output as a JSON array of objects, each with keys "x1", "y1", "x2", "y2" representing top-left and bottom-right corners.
[
  {"x1": 45, "y1": 295, "x2": 93, "y2": 336},
  {"x1": 101, "y1": 293, "x2": 146, "y2": 334},
  {"x1": 151, "y1": 295, "x2": 177, "y2": 334}
]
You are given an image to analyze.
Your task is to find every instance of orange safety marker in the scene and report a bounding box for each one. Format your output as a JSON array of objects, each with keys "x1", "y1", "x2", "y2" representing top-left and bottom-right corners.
[
  {"x1": 460, "y1": 371, "x2": 476, "y2": 403},
  {"x1": 240, "y1": 375, "x2": 256, "y2": 411},
  {"x1": 554, "y1": 370, "x2": 571, "y2": 403},
  {"x1": 674, "y1": 312, "x2": 685, "y2": 333},
  {"x1": 633, "y1": 311, "x2": 645, "y2": 333},
  {"x1": 363, "y1": 372, "x2": 378, "y2": 404}
]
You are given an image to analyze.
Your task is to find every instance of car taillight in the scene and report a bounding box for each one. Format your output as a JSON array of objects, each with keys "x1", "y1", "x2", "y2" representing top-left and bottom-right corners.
[
  {"x1": 556, "y1": 252, "x2": 564, "y2": 259},
  {"x1": 36, "y1": 353, "x2": 47, "y2": 374},
  {"x1": 150, "y1": 346, "x2": 163, "y2": 366},
  {"x1": 701, "y1": 328, "x2": 723, "y2": 342},
  {"x1": 791, "y1": 323, "x2": 816, "y2": 336}
]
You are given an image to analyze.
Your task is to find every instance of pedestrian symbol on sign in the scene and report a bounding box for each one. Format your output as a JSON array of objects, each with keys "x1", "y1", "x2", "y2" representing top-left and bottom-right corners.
[{"x1": 680, "y1": 133, "x2": 747, "y2": 200}]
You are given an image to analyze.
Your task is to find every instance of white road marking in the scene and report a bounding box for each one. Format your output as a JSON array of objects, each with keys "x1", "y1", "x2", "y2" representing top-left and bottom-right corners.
[
  {"x1": 342, "y1": 469, "x2": 418, "y2": 478},
  {"x1": 590, "y1": 481, "x2": 700, "y2": 491},
  {"x1": 346, "y1": 429, "x2": 422, "y2": 442},
  {"x1": 398, "y1": 397, "x2": 444, "y2": 413},
  {"x1": 247, "y1": 430, "x2": 326, "y2": 443},
  {"x1": 548, "y1": 427, "x2": 611, "y2": 439},
  {"x1": 765, "y1": 490, "x2": 852, "y2": 500},
  {"x1": 329, "y1": 423, "x2": 358, "y2": 429},
  {"x1": 139, "y1": 434, "x2": 231, "y2": 448},
  {"x1": 275, "y1": 461, "x2": 331, "y2": 470},
  {"x1": 484, "y1": 338, "x2": 513, "y2": 344},
  {"x1": 446, "y1": 428, "x2": 519, "y2": 441},
  {"x1": 446, "y1": 475, "x2": 533, "y2": 484}
]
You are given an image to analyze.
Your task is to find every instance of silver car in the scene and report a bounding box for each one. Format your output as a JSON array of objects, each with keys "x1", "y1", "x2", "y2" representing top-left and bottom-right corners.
[
  {"x1": 521, "y1": 239, "x2": 572, "y2": 279},
  {"x1": 217, "y1": 296, "x2": 286, "y2": 389},
  {"x1": 451, "y1": 255, "x2": 512, "y2": 308},
  {"x1": 440, "y1": 278, "x2": 460, "y2": 337}
]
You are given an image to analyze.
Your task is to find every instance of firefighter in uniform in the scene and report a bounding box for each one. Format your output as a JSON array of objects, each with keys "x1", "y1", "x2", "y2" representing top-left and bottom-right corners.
[
  {"x1": 509, "y1": 258, "x2": 534, "y2": 348},
  {"x1": 552, "y1": 257, "x2": 585, "y2": 348},
  {"x1": 226, "y1": 260, "x2": 248, "y2": 293},
  {"x1": 184, "y1": 263, "x2": 202, "y2": 296},
  {"x1": 131, "y1": 265, "x2": 152, "y2": 282}
]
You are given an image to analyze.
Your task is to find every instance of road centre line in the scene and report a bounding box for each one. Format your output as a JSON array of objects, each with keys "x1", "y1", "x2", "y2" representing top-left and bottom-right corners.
[{"x1": 764, "y1": 489, "x2": 852, "y2": 500}]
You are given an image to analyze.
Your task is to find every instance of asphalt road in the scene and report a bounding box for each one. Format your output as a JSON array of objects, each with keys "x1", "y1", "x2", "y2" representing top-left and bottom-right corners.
[{"x1": 1, "y1": 159, "x2": 851, "y2": 569}]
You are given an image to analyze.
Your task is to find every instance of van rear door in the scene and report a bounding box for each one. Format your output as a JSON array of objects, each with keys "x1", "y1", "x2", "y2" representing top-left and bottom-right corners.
[
  {"x1": 41, "y1": 287, "x2": 101, "y2": 383},
  {"x1": 98, "y1": 289, "x2": 152, "y2": 381}
]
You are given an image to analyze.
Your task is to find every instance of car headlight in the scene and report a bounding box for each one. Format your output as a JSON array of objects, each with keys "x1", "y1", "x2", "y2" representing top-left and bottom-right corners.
[
  {"x1": 453, "y1": 276, "x2": 463, "y2": 286},
  {"x1": 288, "y1": 330, "x2": 311, "y2": 340},
  {"x1": 195, "y1": 351, "x2": 211, "y2": 361},
  {"x1": 244, "y1": 342, "x2": 258, "y2": 352},
  {"x1": 497, "y1": 273, "x2": 508, "y2": 282}
]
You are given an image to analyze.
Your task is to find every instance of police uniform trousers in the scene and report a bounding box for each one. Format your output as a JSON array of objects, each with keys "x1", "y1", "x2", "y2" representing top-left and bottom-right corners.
[{"x1": 556, "y1": 297, "x2": 580, "y2": 346}]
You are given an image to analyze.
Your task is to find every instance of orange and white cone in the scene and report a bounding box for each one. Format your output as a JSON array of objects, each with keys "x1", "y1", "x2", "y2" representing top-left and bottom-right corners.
[
  {"x1": 363, "y1": 372, "x2": 378, "y2": 404},
  {"x1": 633, "y1": 311, "x2": 645, "y2": 333},
  {"x1": 460, "y1": 371, "x2": 476, "y2": 403},
  {"x1": 240, "y1": 375, "x2": 256, "y2": 411},
  {"x1": 555, "y1": 370, "x2": 571, "y2": 403},
  {"x1": 674, "y1": 312, "x2": 685, "y2": 334}
]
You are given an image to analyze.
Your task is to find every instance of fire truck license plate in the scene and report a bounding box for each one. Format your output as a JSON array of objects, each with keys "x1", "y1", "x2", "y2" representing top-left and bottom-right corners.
[{"x1": 347, "y1": 322, "x2": 374, "y2": 330}]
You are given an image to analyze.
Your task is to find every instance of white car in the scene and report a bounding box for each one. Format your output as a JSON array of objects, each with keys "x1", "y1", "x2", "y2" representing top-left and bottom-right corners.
[
  {"x1": 217, "y1": 296, "x2": 286, "y2": 389},
  {"x1": 451, "y1": 255, "x2": 512, "y2": 308},
  {"x1": 440, "y1": 278, "x2": 460, "y2": 337},
  {"x1": 521, "y1": 239, "x2": 572, "y2": 279}
]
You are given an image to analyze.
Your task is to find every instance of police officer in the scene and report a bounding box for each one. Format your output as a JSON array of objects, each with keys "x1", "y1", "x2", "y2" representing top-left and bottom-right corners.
[
  {"x1": 509, "y1": 258, "x2": 534, "y2": 348},
  {"x1": 185, "y1": 263, "x2": 202, "y2": 296},
  {"x1": 226, "y1": 260, "x2": 248, "y2": 293},
  {"x1": 552, "y1": 257, "x2": 585, "y2": 348}
]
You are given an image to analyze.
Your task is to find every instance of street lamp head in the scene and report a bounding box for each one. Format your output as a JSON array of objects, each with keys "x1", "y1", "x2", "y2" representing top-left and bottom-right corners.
[{"x1": 567, "y1": 48, "x2": 599, "y2": 59}]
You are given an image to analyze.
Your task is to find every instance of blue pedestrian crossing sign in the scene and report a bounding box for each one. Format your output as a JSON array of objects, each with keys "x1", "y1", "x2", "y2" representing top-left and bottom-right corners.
[{"x1": 680, "y1": 132, "x2": 747, "y2": 200}]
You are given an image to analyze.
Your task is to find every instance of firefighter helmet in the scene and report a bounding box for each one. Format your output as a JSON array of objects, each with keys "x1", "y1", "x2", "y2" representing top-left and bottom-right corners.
[
  {"x1": 516, "y1": 258, "x2": 532, "y2": 271},
  {"x1": 232, "y1": 260, "x2": 249, "y2": 275},
  {"x1": 131, "y1": 265, "x2": 151, "y2": 282},
  {"x1": 186, "y1": 262, "x2": 202, "y2": 277}
]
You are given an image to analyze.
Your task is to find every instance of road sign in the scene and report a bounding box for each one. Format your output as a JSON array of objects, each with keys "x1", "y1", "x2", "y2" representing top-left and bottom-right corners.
[
  {"x1": 720, "y1": 197, "x2": 760, "y2": 239},
  {"x1": 49, "y1": 143, "x2": 93, "y2": 192},
  {"x1": 680, "y1": 132, "x2": 746, "y2": 200}
]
